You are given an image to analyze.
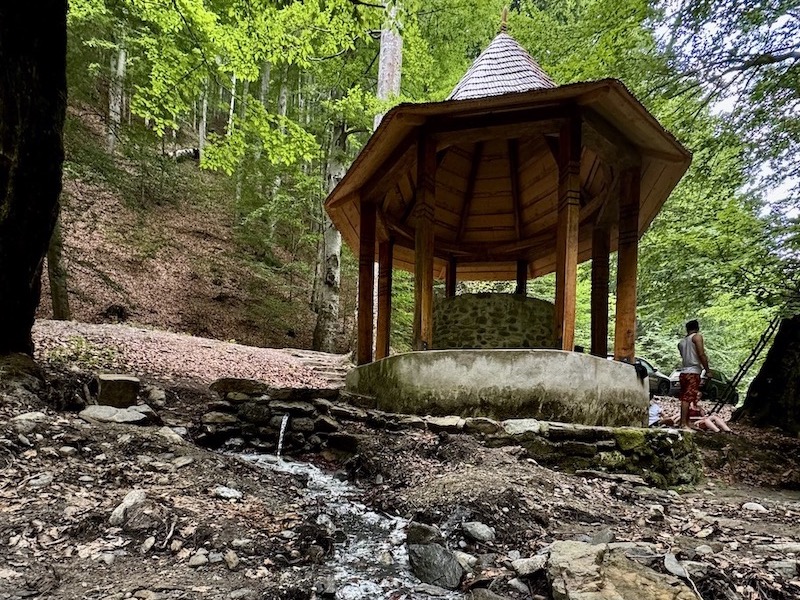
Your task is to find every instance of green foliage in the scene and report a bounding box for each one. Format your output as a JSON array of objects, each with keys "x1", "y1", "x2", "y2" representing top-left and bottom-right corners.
[{"x1": 46, "y1": 336, "x2": 121, "y2": 371}]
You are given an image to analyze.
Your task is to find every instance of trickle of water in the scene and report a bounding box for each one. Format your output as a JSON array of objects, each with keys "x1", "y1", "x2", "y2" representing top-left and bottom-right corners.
[
  {"x1": 240, "y1": 453, "x2": 461, "y2": 600},
  {"x1": 276, "y1": 414, "x2": 289, "y2": 460}
]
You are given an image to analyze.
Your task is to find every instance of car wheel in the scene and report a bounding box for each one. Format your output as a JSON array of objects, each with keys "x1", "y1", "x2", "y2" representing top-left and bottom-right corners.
[{"x1": 658, "y1": 380, "x2": 670, "y2": 397}]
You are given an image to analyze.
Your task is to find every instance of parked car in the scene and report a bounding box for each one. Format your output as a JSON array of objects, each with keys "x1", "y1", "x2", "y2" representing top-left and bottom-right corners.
[
  {"x1": 608, "y1": 355, "x2": 671, "y2": 397},
  {"x1": 668, "y1": 368, "x2": 739, "y2": 404}
]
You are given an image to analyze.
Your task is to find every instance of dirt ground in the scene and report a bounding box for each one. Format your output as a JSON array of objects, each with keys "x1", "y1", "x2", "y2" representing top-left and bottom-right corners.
[{"x1": 3, "y1": 325, "x2": 800, "y2": 600}]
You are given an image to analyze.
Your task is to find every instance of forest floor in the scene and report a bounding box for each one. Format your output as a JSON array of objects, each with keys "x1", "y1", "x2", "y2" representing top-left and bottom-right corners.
[{"x1": 2, "y1": 322, "x2": 800, "y2": 600}]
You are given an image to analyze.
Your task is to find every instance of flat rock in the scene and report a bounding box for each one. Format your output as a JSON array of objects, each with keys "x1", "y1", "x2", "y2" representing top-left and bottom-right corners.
[
  {"x1": 425, "y1": 416, "x2": 465, "y2": 433},
  {"x1": 155, "y1": 426, "x2": 185, "y2": 444},
  {"x1": 201, "y1": 411, "x2": 239, "y2": 424},
  {"x1": 210, "y1": 378, "x2": 271, "y2": 396},
  {"x1": 464, "y1": 417, "x2": 503, "y2": 435},
  {"x1": 213, "y1": 486, "x2": 243, "y2": 500},
  {"x1": 80, "y1": 405, "x2": 149, "y2": 425},
  {"x1": 502, "y1": 419, "x2": 542, "y2": 435},
  {"x1": 269, "y1": 400, "x2": 316, "y2": 417},
  {"x1": 468, "y1": 589, "x2": 511, "y2": 600},
  {"x1": 742, "y1": 502, "x2": 768, "y2": 513},
  {"x1": 511, "y1": 555, "x2": 546, "y2": 576}
]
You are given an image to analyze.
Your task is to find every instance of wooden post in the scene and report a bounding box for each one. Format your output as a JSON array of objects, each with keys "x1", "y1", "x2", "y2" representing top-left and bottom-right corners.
[
  {"x1": 614, "y1": 167, "x2": 640, "y2": 362},
  {"x1": 413, "y1": 134, "x2": 436, "y2": 351},
  {"x1": 554, "y1": 116, "x2": 581, "y2": 351},
  {"x1": 515, "y1": 260, "x2": 528, "y2": 295},
  {"x1": 357, "y1": 201, "x2": 376, "y2": 365},
  {"x1": 446, "y1": 256, "x2": 457, "y2": 298},
  {"x1": 376, "y1": 239, "x2": 393, "y2": 360},
  {"x1": 591, "y1": 224, "x2": 610, "y2": 357}
]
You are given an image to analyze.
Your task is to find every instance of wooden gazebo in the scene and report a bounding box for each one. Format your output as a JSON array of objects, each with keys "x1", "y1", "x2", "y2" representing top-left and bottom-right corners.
[{"x1": 325, "y1": 31, "x2": 691, "y2": 365}]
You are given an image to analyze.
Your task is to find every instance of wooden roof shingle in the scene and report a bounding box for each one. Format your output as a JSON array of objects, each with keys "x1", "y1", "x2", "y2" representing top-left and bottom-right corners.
[{"x1": 448, "y1": 32, "x2": 556, "y2": 101}]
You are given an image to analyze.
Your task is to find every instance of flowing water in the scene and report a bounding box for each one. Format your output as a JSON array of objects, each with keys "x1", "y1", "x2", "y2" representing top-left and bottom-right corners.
[
  {"x1": 240, "y1": 453, "x2": 462, "y2": 600},
  {"x1": 276, "y1": 414, "x2": 290, "y2": 460}
]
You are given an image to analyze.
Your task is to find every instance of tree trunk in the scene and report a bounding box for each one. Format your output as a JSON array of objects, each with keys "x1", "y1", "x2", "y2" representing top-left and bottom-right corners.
[
  {"x1": 47, "y1": 212, "x2": 71, "y2": 320},
  {"x1": 373, "y1": 3, "x2": 403, "y2": 130},
  {"x1": 227, "y1": 72, "x2": 237, "y2": 136},
  {"x1": 199, "y1": 78, "x2": 208, "y2": 160},
  {"x1": 737, "y1": 315, "x2": 800, "y2": 435},
  {"x1": 0, "y1": 1, "x2": 67, "y2": 355},
  {"x1": 108, "y1": 40, "x2": 126, "y2": 153},
  {"x1": 234, "y1": 80, "x2": 250, "y2": 207},
  {"x1": 312, "y1": 121, "x2": 346, "y2": 353}
]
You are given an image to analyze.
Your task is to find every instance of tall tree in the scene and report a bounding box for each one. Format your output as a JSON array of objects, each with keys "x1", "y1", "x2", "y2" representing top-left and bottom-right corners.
[{"x1": 0, "y1": 1, "x2": 68, "y2": 355}]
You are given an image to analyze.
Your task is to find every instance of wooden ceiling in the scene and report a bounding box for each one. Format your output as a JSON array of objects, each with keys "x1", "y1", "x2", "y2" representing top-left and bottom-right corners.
[{"x1": 325, "y1": 79, "x2": 691, "y2": 281}]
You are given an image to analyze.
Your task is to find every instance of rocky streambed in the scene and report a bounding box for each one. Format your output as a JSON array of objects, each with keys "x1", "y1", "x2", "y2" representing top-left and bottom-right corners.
[{"x1": 2, "y1": 355, "x2": 800, "y2": 600}]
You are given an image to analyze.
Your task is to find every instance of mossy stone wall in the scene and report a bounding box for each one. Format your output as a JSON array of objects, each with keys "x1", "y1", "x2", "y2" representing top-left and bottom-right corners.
[{"x1": 433, "y1": 293, "x2": 556, "y2": 350}]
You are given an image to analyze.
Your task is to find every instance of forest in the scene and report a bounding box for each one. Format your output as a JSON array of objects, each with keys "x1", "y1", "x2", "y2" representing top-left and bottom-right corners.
[
  {"x1": 3, "y1": 2, "x2": 800, "y2": 599},
  {"x1": 46, "y1": 0, "x2": 799, "y2": 377}
]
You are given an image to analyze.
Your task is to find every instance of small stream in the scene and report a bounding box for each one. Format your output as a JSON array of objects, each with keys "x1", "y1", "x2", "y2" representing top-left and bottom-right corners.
[{"x1": 240, "y1": 453, "x2": 462, "y2": 600}]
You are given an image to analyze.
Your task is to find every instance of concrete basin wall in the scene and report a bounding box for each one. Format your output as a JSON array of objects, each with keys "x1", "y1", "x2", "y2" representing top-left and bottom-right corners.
[{"x1": 346, "y1": 350, "x2": 649, "y2": 427}]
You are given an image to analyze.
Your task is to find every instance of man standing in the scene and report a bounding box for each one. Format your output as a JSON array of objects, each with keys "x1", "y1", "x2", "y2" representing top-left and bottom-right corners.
[{"x1": 678, "y1": 320, "x2": 710, "y2": 428}]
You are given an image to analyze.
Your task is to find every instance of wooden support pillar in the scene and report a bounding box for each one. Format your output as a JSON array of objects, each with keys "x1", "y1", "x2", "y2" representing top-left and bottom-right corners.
[
  {"x1": 375, "y1": 239, "x2": 393, "y2": 360},
  {"x1": 614, "y1": 167, "x2": 640, "y2": 362},
  {"x1": 446, "y1": 256, "x2": 457, "y2": 298},
  {"x1": 554, "y1": 116, "x2": 581, "y2": 351},
  {"x1": 591, "y1": 224, "x2": 610, "y2": 357},
  {"x1": 357, "y1": 201, "x2": 376, "y2": 365},
  {"x1": 413, "y1": 135, "x2": 436, "y2": 351},
  {"x1": 515, "y1": 260, "x2": 528, "y2": 295}
]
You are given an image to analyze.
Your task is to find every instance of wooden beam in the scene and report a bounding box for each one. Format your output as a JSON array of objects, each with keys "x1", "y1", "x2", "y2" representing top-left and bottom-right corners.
[
  {"x1": 413, "y1": 134, "x2": 436, "y2": 351},
  {"x1": 376, "y1": 239, "x2": 393, "y2": 360},
  {"x1": 456, "y1": 142, "x2": 483, "y2": 242},
  {"x1": 515, "y1": 260, "x2": 528, "y2": 295},
  {"x1": 435, "y1": 119, "x2": 565, "y2": 150},
  {"x1": 508, "y1": 139, "x2": 523, "y2": 240},
  {"x1": 429, "y1": 106, "x2": 569, "y2": 135},
  {"x1": 614, "y1": 167, "x2": 640, "y2": 362},
  {"x1": 357, "y1": 201, "x2": 377, "y2": 365},
  {"x1": 591, "y1": 224, "x2": 610, "y2": 357},
  {"x1": 446, "y1": 256, "x2": 457, "y2": 297},
  {"x1": 362, "y1": 131, "x2": 418, "y2": 203},
  {"x1": 582, "y1": 110, "x2": 640, "y2": 169},
  {"x1": 554, "y1": 115, "x2": 582, "y2": 351}
]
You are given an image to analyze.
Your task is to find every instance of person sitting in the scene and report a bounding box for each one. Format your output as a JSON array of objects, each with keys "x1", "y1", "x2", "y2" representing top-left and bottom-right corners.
[
  {"x1": 648, "y1": 400, "x2": 677, "y2": 428},
  {"x1": 688, "y1": 400, "x2": 733, "y2": 433}
]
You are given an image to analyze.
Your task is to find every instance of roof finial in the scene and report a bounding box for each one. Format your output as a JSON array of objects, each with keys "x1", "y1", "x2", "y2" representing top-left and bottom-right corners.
[{"x1": 500, "y1": 6, "x2": 508, "y2": 33}]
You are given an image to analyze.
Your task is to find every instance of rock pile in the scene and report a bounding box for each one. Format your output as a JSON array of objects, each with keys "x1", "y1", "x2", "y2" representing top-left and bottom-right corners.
[{"x1": 198, "y1": 379, "x2": 701, "y2": 488}]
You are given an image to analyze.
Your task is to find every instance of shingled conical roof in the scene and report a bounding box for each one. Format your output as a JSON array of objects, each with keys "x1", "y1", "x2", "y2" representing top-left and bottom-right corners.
[{"x1": 447, "y1": 32, "x2": 556, "y2": 100}]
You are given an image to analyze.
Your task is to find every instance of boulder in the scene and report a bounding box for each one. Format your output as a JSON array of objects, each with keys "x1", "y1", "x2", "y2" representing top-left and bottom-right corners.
[
  {"x1": 406, "y1": 522, "x2": 444, "y2": 545},
  {"x1": 97, "y1": 374, "x2": 141, "y2": 408},
  {"x1": 426, "y1": 416, "x2": 465, "y2": 433},
  {"x1": 462, "y1": 521, "x2": 495, "y2": 543},
  {"x1": 407, "y1": 544, "x2": 463, "y2": 589}
]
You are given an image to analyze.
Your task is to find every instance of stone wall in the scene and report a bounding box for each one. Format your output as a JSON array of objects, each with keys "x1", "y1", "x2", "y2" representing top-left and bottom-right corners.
[{"x1": 433, "y1": 293, "x2": 556, "y2": 350}]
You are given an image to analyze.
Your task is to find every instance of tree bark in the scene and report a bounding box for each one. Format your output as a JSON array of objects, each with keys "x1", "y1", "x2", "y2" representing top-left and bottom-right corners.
[
  {"x1": 108, "y1": 40, "x2": 126, "y2": 153},
  {"x1": 0, "y1": 1, "x2": 67, "y2": 355},
  {"x1": 312, "y1": 121, "x2": 346, "y2": 353},
  {"x1": 47, "y1": 212, "x2": 71, "y2": 320},
  {"x1": 737, "y1": 315, "x2": 800, "y2": 436},
  {"x1": 199, "y1": 78, "x2": 208, "y2": 159}
]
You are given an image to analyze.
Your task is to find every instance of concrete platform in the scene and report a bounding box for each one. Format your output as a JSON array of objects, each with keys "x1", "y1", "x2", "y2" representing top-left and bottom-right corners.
[{"x1": 345, "y1": 350, "x2": 649, "y2": 427}]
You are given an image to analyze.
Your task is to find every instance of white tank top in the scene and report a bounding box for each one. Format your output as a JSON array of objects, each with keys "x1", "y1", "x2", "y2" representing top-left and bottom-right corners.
[{"x1": 679, "y1": 334, "x2": 702, "y2": 374}]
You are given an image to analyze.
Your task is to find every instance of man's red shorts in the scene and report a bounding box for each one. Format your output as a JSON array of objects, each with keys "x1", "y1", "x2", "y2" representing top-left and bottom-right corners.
[{"x1": 679, "y1": 373, "x2": 701, "y2": 404}]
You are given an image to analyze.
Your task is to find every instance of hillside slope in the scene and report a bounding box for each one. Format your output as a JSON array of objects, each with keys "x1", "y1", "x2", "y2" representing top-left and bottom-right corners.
[{"x1": 36, "y1": 110, "x2": 336, "y2": 351}]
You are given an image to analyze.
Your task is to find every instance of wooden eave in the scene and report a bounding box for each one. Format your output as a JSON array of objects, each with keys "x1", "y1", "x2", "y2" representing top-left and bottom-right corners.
[{"x1": 324, "y1": 79, "x2": 692, "y2": 282}]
